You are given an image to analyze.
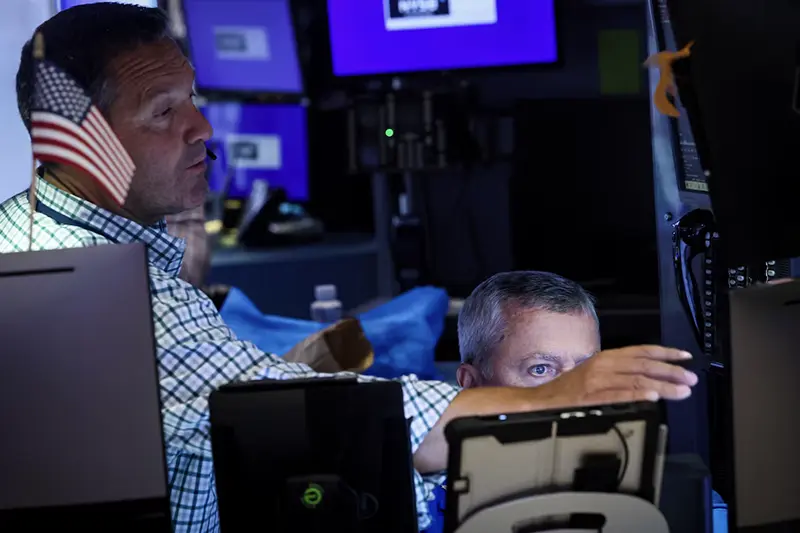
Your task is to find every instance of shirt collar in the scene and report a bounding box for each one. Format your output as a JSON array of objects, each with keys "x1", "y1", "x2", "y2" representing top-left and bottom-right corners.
[{"x1": 35, "y1": 177, "x2": 185, "y2": 276}]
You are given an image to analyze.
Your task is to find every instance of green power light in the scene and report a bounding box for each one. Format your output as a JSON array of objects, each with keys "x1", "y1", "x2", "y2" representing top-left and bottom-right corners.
[
  {"x1": 385, "y1": 128, "x2": 394, "y2": 137},
  {"x1": 302, "y1": 484, "x2": 324, "y2": 509}
]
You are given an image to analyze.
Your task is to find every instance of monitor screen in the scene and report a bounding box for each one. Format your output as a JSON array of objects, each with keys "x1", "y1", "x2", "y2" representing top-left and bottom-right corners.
[
  {"x1": 183, "y1": 0, "x2": 303, "y2": 95},
  {"x1": 56, "y1": 0, "x2": 157, "y2": 9},
  {"x1": 327, "y1": 0, "x2": 558, "y2": 77},
  {"x1": 203, "y1": 103, "x2": 309, "y2": 201}
]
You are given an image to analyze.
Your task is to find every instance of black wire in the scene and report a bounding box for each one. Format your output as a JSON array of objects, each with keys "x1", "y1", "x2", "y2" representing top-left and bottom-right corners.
[
  {"x1": 455, "y1": 168, "x2": 489, "y2": 282},
  {"x1": 611, "y1": 425, "x2": 630, "y2": 489}
]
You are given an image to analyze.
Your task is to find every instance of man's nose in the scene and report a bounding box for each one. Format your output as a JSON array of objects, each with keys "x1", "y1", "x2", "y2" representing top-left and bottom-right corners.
[{"x1": 186, "y1": 107, "x2": 213, "y2": 145}]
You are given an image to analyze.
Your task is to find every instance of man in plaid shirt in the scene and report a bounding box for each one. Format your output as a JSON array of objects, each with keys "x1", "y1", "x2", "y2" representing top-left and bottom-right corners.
[{"x1": 1, "y1": 4, "x2": 697, "y2": 532}]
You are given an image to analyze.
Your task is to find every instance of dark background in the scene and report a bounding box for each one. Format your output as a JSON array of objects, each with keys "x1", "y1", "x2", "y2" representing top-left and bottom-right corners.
[{"x1": 295, "y1": 0, "x2": 659, "y2": 348}]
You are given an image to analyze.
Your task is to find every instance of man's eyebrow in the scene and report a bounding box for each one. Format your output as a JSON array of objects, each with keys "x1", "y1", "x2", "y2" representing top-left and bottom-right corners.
[
  {"x1": 524, "y1": 352, "x2": 564, "y2": 363},
  {"x1": 140, "y1": 87, "x2": 198, "y2": 113},
  {"x1": 139, "y1": 89, "x2": 176, "y2": 107}
]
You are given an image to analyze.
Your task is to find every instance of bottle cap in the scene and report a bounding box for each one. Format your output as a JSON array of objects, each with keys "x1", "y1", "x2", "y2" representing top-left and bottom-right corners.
[{"x1": 314, "y1": 284, "x2": 337, "y2": 301}]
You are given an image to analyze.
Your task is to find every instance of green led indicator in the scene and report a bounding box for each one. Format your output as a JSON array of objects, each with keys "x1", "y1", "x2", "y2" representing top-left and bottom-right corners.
[
  {"x1": 302, "y1": 483, "x2": 324, "y2": 509},
  {"x1": 385, "y1": 128, "x2": 394, "y2": 137}
]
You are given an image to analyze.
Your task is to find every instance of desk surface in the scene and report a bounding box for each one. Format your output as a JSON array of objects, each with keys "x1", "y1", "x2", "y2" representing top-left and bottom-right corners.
[{"x1": 211, "y1": 233, "x2": 377, "y2": 268}]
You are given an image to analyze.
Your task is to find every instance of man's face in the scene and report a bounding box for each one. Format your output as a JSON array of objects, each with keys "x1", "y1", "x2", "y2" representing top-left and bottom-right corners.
[
  {"x1": 457, "y1": 308, "x2": 601, "y2": 388},
  {"x1": 107, "y1": 39, "x2": 213, "y2": 223}
]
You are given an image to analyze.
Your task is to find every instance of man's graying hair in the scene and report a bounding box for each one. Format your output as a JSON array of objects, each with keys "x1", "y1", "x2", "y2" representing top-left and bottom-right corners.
[
  {"x1": 458, "y1": 271, "x2": 598, "y2": 377},
  {"x1": 16, "y1": 3, "x2": 172, "y2": 132}
]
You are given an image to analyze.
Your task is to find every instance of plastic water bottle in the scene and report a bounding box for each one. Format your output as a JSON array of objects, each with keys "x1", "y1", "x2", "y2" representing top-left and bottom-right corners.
[{"x1": 310, "y1": 284, "x2": 342, "y2": 323}]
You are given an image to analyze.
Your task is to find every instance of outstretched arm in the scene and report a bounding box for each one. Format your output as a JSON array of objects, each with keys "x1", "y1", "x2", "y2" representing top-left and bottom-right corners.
[{"x1": 414, "y1": 345, "x2": 696, "y2": 473}]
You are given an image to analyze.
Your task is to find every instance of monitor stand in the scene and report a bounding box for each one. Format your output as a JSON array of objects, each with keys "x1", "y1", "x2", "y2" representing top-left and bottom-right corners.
[{"x1": 454, "y1": 492, "x2": 669, "y2": 533}]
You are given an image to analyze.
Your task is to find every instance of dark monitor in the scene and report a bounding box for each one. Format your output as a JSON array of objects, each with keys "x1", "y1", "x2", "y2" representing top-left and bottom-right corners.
[
  {"x1": 209, "y1": 378, "x2": 419, "y2": 533},
  {"x1": 327, "y1": 0, "x2": 558, "y2": 77},
  {"x1": 0, "y1": 244, "x2": 170, "y2": 531},
  {"x1": 183, "y1": 0, "x2": 303, "y2": 97},
  {"x1": 663, "y1": 0, "x2": 800, "y2": 265},
  {"x1": 728, "y1": 281, "x2": 800, "y2": 533},
  {"x1": 202, "y1": 102, "x2": 309, "y2": 201}
]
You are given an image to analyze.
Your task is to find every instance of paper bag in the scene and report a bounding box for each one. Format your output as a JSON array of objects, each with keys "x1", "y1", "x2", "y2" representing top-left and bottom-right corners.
[{"x1": 282, "y1": 317, "x2": 374, "y2": 373}]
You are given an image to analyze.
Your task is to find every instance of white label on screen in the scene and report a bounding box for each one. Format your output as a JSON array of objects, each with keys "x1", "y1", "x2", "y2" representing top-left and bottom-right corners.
[
  {"x1": 384, "y1": 0, "x2": 497, "y2": 31},
  {"x1": 213, "y1": 26, "x2": 271, "y2": 61},
  {"x1": 225, "y1": 134, "x2": 282, "y2": 170}
]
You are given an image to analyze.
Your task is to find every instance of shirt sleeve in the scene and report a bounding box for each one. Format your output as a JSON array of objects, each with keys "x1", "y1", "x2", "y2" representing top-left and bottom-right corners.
[{"x1": 152, "y1": 277, "x2": 458, "y2": 532}]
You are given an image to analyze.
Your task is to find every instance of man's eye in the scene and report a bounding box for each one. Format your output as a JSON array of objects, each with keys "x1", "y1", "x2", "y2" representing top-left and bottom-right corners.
[
  {"x1": 156, "y1": 107, "x2": 173, "y2": 118},
  {"x1": 528, "y1": 364, "x2": 554, "y2": 377}
]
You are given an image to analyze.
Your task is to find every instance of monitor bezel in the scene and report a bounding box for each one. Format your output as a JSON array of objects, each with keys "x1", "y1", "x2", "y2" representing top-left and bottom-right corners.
[{"x1": 180, "y1": 0, "x2": 307, "y2": 100}]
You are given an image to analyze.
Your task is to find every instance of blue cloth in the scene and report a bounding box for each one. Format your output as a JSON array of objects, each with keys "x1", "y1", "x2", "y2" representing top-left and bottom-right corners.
[
  {"x1": 424, "y1": 485, "x2": 447, "y2": 533},
  {"x1": 221, "y1": 286, "x2": 449, "y2": 380}
]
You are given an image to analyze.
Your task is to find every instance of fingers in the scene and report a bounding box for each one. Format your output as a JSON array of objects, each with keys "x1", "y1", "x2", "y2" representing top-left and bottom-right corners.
[
  {"x1": 610, "y1": 357, "x2": 698, "y2": 386},
  {"x1": 597, "y1": 374, "x2": 692, "y2": 401}
]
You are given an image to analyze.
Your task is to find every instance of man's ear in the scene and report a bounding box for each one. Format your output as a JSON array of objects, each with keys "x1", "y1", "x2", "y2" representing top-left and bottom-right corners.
[{"x1": 456, "y1": 363, "x2": 481, "y2": 388}]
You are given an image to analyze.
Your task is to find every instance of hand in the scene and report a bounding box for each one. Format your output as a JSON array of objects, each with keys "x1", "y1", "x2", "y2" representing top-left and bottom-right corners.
[{"x1": 533, "y1": 345, "x2": 697, "y2": 408}]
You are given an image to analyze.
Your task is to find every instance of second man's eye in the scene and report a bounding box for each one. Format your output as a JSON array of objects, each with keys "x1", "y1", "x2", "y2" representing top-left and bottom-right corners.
[{"x1": 528, "y1": 364, "x2": 554, "y2": 377}]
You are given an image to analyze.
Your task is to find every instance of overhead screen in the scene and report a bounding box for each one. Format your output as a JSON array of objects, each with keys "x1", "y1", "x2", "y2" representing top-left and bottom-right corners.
[
  {"x1": 203, "y1": 103, "x2": 309, "y2": 201},
  {"x1": 56, "y1": 0, "x2": 157, "y2": 8},
  {"x1": 327, "y1": 0, "x2": 558, "y2": 77},
  {"x1": 183, "y1": 0, "x2": 303, "y2": 95}
]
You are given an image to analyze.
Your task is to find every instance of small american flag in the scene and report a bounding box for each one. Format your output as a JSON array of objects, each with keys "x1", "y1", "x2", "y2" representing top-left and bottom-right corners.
[{"x1": 30, "y1": 60, "x2": 135, "y2": 205}]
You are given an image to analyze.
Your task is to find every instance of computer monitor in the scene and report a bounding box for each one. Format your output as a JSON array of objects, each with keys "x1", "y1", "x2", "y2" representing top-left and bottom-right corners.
[
  {"x1": 183, "y1": 0, "x2": 303, "y2": 96},
  {"x1": 662, "y1": 0, "x2": 800, "y2": 266},
  {"x1": 0, "y1": 244, "x2": 171, "y2": 531},
  {"x1": 55, "y1": 0, "x2": 158, "y2": 9},
  {"x1": 209, "y1": 378, "x2": 419, "y2": 533},
  {"x1": 203, "y1": 102, "x2": 309, "y2": 201},
  {"x1": 327, "y1": 0, "x2": 558, "y2": 77}
]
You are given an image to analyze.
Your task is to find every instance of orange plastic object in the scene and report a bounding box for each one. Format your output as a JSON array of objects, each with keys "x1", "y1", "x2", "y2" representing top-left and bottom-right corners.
[{"x1": 644, "y1": 41, "x2": 694, "y2": 118}]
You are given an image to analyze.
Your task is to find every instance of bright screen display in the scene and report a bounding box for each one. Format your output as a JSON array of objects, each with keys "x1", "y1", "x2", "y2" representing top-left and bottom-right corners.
[
  {"x1": 184, "y1": 0, "x2": 303, "y2": 94},
  {"x1": 57, "y1": 0, "x2": 157, "y2": 8},
  {"x1": 327, "y1": 0, "x2": 558, "y2": 76},
  {"x1": 203, "y1": 103, "x2": 309, "y2": 201}
]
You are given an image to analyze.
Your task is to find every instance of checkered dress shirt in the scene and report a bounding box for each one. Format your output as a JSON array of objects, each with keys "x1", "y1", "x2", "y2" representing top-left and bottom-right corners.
[{"x1": 0, "y1": 178, "x2": 459, "y2": 532}]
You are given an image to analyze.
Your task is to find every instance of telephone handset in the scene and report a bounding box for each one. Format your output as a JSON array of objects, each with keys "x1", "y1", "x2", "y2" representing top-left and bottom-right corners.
[{"x1": 672, "y1": 209, "x2": 715, "y2": 353}]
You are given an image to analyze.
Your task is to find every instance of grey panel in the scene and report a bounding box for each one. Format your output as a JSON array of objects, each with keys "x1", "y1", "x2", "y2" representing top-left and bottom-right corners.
[
  {"x1": 729, "y1": 281, "x2": 800, "y2": 528},
  {"x1": 0, "y1": 244, "x2": 166, "y2": 509}
]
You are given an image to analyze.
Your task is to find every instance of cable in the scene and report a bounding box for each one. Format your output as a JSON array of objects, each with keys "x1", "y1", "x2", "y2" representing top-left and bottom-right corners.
[
  {"x1": 360, "y1": 493, "x2": 380, "y2": 520},
  {"x1": 451, "y1": 167, "x2": 489, "y2": 284},
  {"x1": 611, "y1": 425, "x2": 630, "y2": 489}
]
